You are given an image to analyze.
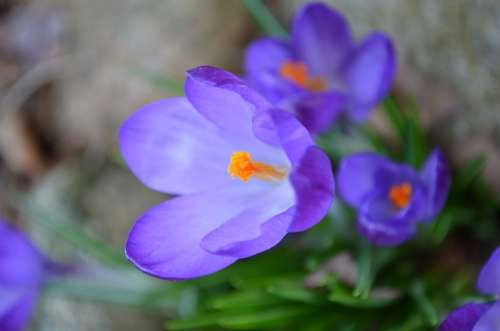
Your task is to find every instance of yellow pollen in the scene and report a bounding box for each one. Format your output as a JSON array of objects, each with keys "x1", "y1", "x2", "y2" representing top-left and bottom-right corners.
[
  {"x1": 389, "y1": 182, "x2": 412, "y2": 209},
  {"x1": 228, "y1": 151, "x2": 286, "y2": 182},
  {"x1": 279, "y1": 61, "x2": 327, "y2": 92}
]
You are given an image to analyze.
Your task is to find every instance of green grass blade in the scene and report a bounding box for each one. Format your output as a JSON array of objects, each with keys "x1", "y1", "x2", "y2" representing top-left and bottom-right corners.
[{"x1": 243, "y1": 0, "x2": 288, "y2": 37}]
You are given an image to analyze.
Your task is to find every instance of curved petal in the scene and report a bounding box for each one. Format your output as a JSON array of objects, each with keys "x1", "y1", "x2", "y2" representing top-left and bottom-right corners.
[
  {"x1": 124, "y1": 187, "x2": 281, "y2": 280},
  {"x1": 473, "y1": 302, "x2": 500, "y2": 331},
  {"x1": 0, "y1": 222, "x2": 44, "y2": 287},
  {"x1": 337, "y1": 152, "x2": 388, "y2": 208},
  {"x1": 185, "y1": 66, "x2": 271, "y2": 136},
  {"x1": 244, "y1": 37, "x2": 294, "y2": 75},
  {"x1": 357, "y1": 192, "x2": 417, "y2": 246},
  {"x1": 119, "y1": 97, "x2": 237, "y2": 194},
  {"x1": 294, "y1": 91, "x2": 346, "y2": 134},
  {"x1": 344, "y1": 32, "x2": 396, "y2": 121},
  {"x1": 288, "y1": 146, "x2": 335, "y2": 232},
  {"x1": 0, "y1": 287, "x2": 22, "y2": 318},
  {"x1": 0, "y1": 289, "x2": 38, "y2": 331},
  {"x1": 477, "y1": 247, "x2": 500, "y2": 296},
  {"x1": 244, "y1": 38, "x2": 300, "y2": 103},
  {"x1": 420, "y1": 149, "x2": 451, "y2": 221},
  {"x1": 200, "y1": 182, "x2": 295, "y2": 258},
  {"x1": 292, "y1": 3, "x2": 352, "y2": 76},
  {"x1": 439, "y1": 303, "x2": 491, "y2": 331}
]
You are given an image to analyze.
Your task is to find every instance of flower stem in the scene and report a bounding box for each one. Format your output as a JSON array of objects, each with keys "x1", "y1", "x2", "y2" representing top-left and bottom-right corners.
[
  {"x1": 353, "y1": 241, "x2": 372, "y2": 299},
  {"x1": 410, "y1": 281, "x2": 439, "y2": 327}
]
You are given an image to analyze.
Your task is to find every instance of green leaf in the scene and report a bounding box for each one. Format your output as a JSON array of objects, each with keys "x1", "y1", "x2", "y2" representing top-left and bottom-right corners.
[
  {"x1": 410, "y1": 281, "x2": 439, "y2": 327},
  {"x1": 210, "y1": 291, "x2": 285, "y2": 310},
  {"x1": 18, "y1": 196, "x2": 127, "y2": 268},
  {"x1": 354, "y1": 241, "x2": 373, "y2": 299},
  {"x1": 242, "y1": 0, "x2": 288, "y2": 37},
  {"x1": 329, "y1": 287, "x2": 395, "y2": 308},
  {"x1": 267, "y1": 283, "x2": 323, "y2": 304},
  {"x1": 382, "y1": 96, "x2": 405, "y2": 140},
  {"x1": 451, "y1": 155, "x2": 486, "y2": 199},
  {"x1": 167, "y1": 313, "x2": 223, "y2": 330},
  {"x1": 45, "y1": 274, "x2": 174, "y2": 311},
  {"x1": 217, "y1": 306, "x2": 313, "y2": 330},
  {"x1": 402, "y1": 104, "x2": 428, "y2": 167}
]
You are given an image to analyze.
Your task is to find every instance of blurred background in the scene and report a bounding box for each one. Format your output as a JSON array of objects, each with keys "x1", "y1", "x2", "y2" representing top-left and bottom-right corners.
[{"x1": 0, "y1": 0, "x2": 499, "y2": 330}]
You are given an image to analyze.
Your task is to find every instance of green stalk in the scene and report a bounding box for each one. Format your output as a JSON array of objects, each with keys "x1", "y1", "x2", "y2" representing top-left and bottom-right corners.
[{"x1": 353, "y1": 241, "x2": 373, "y2": 299}]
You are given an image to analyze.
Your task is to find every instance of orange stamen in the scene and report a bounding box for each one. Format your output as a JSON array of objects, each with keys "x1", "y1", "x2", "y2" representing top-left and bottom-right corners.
[
  {"x1": 279, "y1": 61, "x2": 327, "y2": 92},
  {"x1": 228, "y1": 151, "x2": 286, "y2": 182},
  {"x1": 389, "y1": 182, "x2": 412, "y2": 209}
]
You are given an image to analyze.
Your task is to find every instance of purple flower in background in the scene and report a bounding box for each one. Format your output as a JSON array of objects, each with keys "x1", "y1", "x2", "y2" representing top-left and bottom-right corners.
[
  {"x1": 244, "y1": 2, "x2": 396, "y2": 133},
  {"x1": 439, "y1": 247, "x2": 500, "y2": 331},
  {"x1": 119, "y1": 65, "x2": 334, "y2": 280},
  {"x1": 337, "y1": 150, "x2": 450, "y2": 246},
  {"x1": 0, "y1": 220, "x2": 47, "y2": 331}
]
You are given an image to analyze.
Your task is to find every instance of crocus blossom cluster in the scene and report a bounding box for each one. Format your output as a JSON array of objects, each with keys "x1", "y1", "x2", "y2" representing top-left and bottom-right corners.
[
  {"x1": 0, "y1": 220, "x2": 47, "y2": 331},
  {"x1": 337, "y1": 150, "x2": 450, "y2": 246},
  {"x1": 439, "y1": 247, "x2": 500, "y2": 331},
  {"x1": 120, "y1": 66, "x2": 334, "y2": 280},
  {"x1": 245, "y1": 2, "x2": 395, "y2": 133}
]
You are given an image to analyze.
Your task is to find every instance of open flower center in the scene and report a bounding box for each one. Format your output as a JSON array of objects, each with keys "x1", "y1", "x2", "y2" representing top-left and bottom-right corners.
[
  {"x1": 228, "y1": 151, "x2": 286, "y2": 182},
  {"x1": 389, "y1": 182, "x2": 412, "y2": 209},
  {"x1": 279, "y1": 61, "x2": 327, "y2": 92}
]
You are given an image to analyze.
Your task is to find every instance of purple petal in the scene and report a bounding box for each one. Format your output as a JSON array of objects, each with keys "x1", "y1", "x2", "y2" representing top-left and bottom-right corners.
[
  {"x1": 420, "y1": 149, "x2": 451, "y2": 220},
  {"x1": 337, "y1": 152, "x2": 388, "y2": 208},
  {"x1": 125, "y1": 188, "x2": 287, "y2": 280},
  {"x1": 0, "y1": 287, "x2": 22, "y2": 318},
  {"x1": 0, "y1": 222, "x2": 44, "y2": 287},
  {"x1": 244, "y1": 38, "x2": 301, "y2": 104},
  {"x1": 200, "y1": 184, "x2": 295, "y2": 258},
  {"x1": 0, "y1": 289, "x2": 38, "y2": 331},
  {"x1": 244, "y1": 37, "x2": 294, "y2": 74},
  {"x1": 344, "y1": 32, "x2": 396, "y2": 121},
  {"x1": 185, "y1": 66, "x2": 271, "y2": 135},
  {"x1": 294, "y1": 91, "x2": 346, "y2": 134},
  {"x1": 473, "y1": 302, "x2": 500, "y2": 331},
  {"x1": 289, "y1": 146, "x2": 335, "y2": 232},
  {"x1": 357, "y1": 192, "x2": 417, "y2": 246},
  {"x1": 439, "y1": 303, "x2": 491, "y2": 331},
  {"x1": 119, "y1": 97, "x2": 237, "y2": 195},
  {"x1": 252, "y1": 108, "x2": 314, "y2": 162},
  {"x1": 292, "y1": 3, "x2": 352, "y2": 76},
  {"x1": 477, "y1": 247, "x2": 500, "y2": 296}
]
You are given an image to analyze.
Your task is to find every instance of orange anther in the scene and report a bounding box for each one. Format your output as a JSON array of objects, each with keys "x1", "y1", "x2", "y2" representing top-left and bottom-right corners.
[
  {"x1": 279, "y1": 61, "x2": 327, "y2": 92},
  {"x1": 228, "y1": 151, "x2": 286, "y2": 182},
  {"x1": 389, "y1": 182, "x2": 412, "y2": 209}
]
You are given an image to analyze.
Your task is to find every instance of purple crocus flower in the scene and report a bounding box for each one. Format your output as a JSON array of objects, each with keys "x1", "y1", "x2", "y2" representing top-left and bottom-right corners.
[
  {"x1": 337, "y1": 150, "x2": 450, "y2": 246},
  {"x1": 244, "y1": 2, "x2": 396, "y2": 133},
  {"x1": 119, "y1": 65, "x2": 334, "y2": 280},
  {"x1": 0, "y1": 220, "x2": 47, "y2": 331},
  {"x1": 439, "y1": 247, "x2": 500, "y2": 331}
]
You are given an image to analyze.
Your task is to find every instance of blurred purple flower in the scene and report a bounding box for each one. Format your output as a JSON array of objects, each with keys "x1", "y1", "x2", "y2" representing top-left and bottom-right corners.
[
  {"x1": 337, "y1": 149, "x2": 450, "y2": 246},
  {"x1": 119, "y1": 66, "x2": 334, "y2": 280},
  {"x1": 244, "y1": 2, "x2": 396, "y2": 133},
  {"x1": 0, "y1": 220, "x2": 48, "y2": 331},
  {"x1": 439, "y1": 247, "x2": 500, "y2": 331}
]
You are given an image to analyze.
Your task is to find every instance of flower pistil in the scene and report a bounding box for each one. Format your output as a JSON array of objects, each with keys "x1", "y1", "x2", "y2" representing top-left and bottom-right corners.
[
  {"x1": 279, "y1": 61, "x2": 327, "y2": 92},
  {"x1": 228, "y1": 151, "x2": 286, "y2": 182},
  {"x1": 389, "y1": 182, "x2": 412, "y2": 209}
]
